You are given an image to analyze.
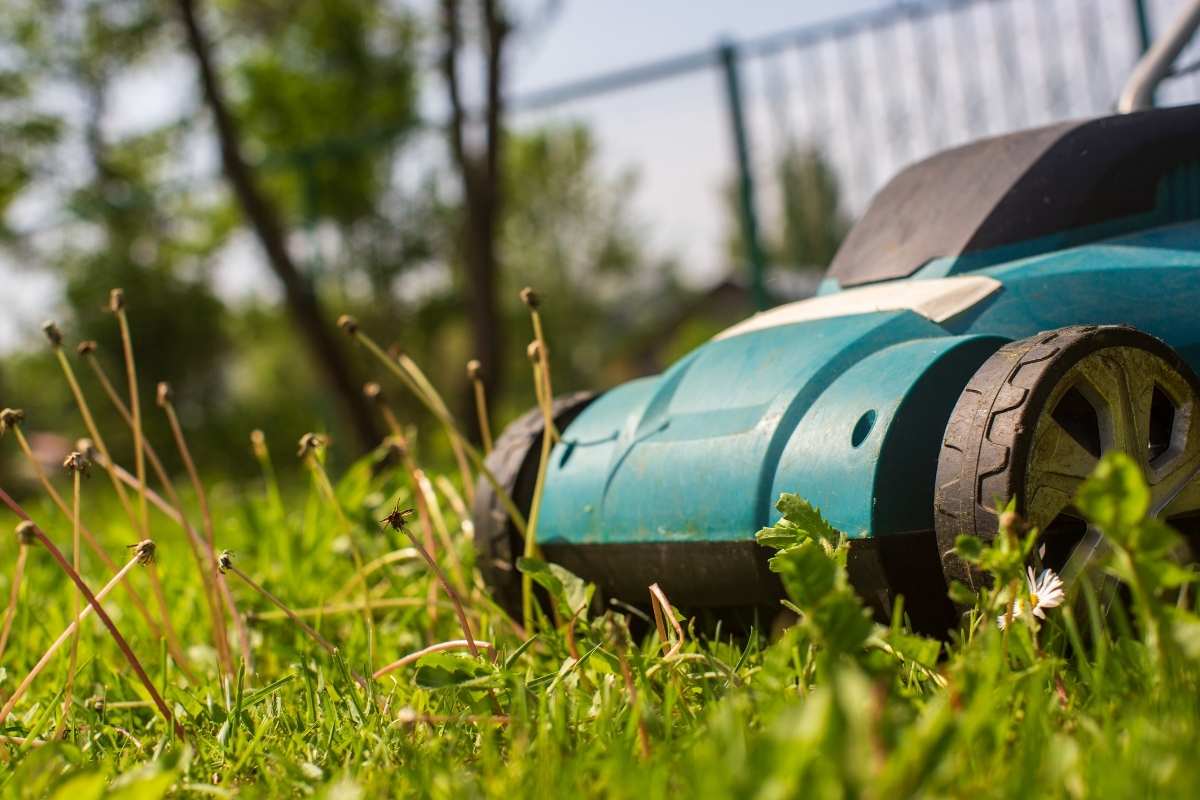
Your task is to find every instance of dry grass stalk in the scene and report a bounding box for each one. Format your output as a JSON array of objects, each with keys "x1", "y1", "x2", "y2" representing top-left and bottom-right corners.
[
  {"x1": 250, "y1": 596, "x2": 446, "y2": 621},
  {"x1": 413, "y1": 468, "x2": 468, "y2": 592},
  {"x1": 337, "y1": 320, "x2": 522, "y2": 533},
  {"x1": 373, "y1": 639, "x2": 494, "y2": 679},
  {"x1": 108, "y1": 290, "x2": 149, "y2": 538},
  {"x1": 43, "y1": 322, "x2": 139, "y2": 533},
  {"x1": 330, "y1": 548, "x2": 418, "y2": 603},
  {"x1": 392, "y1": 347, "x2": 474, "y2": 505},
  {"x1": 521, "y1": 340, "x2": 556, "y2": 631},
  {"x1": 380, "y1": 508, "x2": 482, "y2": 661},
  {"x1": 521, "y1": 287, "x2": 560, "y2": 442},
  {"x1": 0, "y1": 539, "x2": 139, "y2": 726},
  {"x1": 249, "y1": 430, "x2": 285, "y2": 520},
  {"x1": 363, "y1": 382, "x2": 404, "y2": 439},
  {"x1": 218, "y1": 551, "x2": 369, "y2": 689},
  {"x1": 55, "y1": 454, "x2": 87, "y2": 739},
  {"x1": 1, "y1": 409, "x2": 164, "y2": 643},
  {"x1": 466, "y1": 360, "x2": 494, "y2": 454},
  {"x1": 0, "y1": 521, "x2": 34, "y2": 661},
  {"x1": 648, "y1": 582, "x2": 685, "y2": 659},
  {"x1": 0, "y1": 506, "x2": 184, "y2": 740},
  {"x1": 157, "y1": 381, "x2": 240, "y2": 676},
  {"x1": 299, "y1": 433, "x2": 377, "y2": 668},
  {"x1": 87, "y1": 436, "x2": 250, "y2": 679},
  {"x1": 44, "y1": 323, "x2": 193, "y2": 675},
  {"x1": 84, "y1": 349, "x2": 238, "y2": 674}
]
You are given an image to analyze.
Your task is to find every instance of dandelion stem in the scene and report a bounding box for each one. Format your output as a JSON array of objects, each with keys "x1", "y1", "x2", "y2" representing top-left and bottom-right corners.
[
  {"x1": 82, "y1": 347, "x2": 231, "y2": 671},
  {"x1": 522, "y1": 344, "x2": 556, "y2": 631},
  {"x1": 4, "y1": 423, "x2": 164, "y2": 642},
  {"x1": 373, "y1": 639, "x2": 494, "y2": 680},
  {"x1": 50, "y1": 342, "x2": 139, "y2": 532},
  {"x1": 111, "y1": 294, "x2": 149, "y2": 541},
  {"x1": 55, "y1": 467, "x2": 84, "y2": 739},
  {"x1": 414, "y1": 468, "x2": 468, "y2": 593},
  {"x1": 158, "y1": 384, "x2": 240, "y2": 676},
  {"x1": 221, "y1": 557, "x2": 368, "y2": 689},
  {"x1": 0, "y1": 542, "x2": 27, "y2": 662},
  {"x1": 250, "y1": 596, "x2": 452, "y2": 621},
  {"x1": 0, "y1": 504, "x2": 184, "y2": 739},
  {"x1": 303, "y1": 444, "x2": 376, "y2": 669},
  {"x1": 467, "y1": 360, "x2": 494, "y2": 454},
  {"x1": 0, "y1": 550, "x2": 140, "y2": 727},
  {"x1": 389, "y1": 520, "x2": 481, "y2": 661},
  {"x1": 346, "y1": 327, "x2": 525, "y2": 535}
]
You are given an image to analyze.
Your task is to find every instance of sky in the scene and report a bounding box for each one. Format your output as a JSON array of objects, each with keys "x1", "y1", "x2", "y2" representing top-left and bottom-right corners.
[
  {"x1": 0, "y1": 0, "x2": 893, "y2": 351},
  {"x1": 4, "y1": 0, "x2": 1196, "y2": 351}
]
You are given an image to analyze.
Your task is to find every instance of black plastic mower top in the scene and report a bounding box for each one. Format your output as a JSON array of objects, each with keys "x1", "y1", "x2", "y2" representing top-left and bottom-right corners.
[{"x1": 828, "y1": 102, "x2": 1200, "y2": 288}]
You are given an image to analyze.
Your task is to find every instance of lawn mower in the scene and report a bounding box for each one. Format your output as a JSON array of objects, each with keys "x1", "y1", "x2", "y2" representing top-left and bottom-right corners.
[{"x1": 473, "y1": 13, "x2": 1200, "y2": 632}]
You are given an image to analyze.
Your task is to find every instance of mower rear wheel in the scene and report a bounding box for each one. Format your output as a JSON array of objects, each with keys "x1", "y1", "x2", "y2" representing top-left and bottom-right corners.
[
  {"x1": 935, "y1": 325, "x2": 1200, "y2": 607},
  {"x1": 472, "y1": 391, "x2": 596, "y2": 620}
]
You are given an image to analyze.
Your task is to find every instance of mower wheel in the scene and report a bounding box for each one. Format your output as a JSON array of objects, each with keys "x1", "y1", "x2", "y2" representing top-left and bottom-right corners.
[
  {"x1": 935, "y1": 324, "x2": 1200, "y2": 608},
  {"x1": 472, "y1": 391, "x2": 596, "y2": 620}
]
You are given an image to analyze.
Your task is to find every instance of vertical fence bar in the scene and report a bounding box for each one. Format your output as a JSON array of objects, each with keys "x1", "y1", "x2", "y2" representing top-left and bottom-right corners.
[
  {"x1": 1131, "y1": 0, "x2": 1155, "y2": 106},
  {"x1": 718, "y1": 40, "x2": 770, "y2": 310}
]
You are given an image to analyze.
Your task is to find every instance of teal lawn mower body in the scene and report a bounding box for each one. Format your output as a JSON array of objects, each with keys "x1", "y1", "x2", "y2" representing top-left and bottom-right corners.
[{"x1": 474, "y1": 103, "x2": 1200, "y2": 631}]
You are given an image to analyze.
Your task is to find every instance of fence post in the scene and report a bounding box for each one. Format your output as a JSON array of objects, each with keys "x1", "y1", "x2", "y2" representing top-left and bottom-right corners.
[
  {"x1": 718, "y1": 40, "x2": 770, "y2": 310},
  {"x1": 1130, "y1": 0, "x2": 1156, "y2": 107},
  {"x1": 1132, "y1": 0, "x2": 1153, "y2": 53}
]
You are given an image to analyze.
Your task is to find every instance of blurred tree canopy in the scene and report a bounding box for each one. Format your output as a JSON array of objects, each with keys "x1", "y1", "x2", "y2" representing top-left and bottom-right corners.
[{"x1": 0, "y1": 0, "x2": 687, "y2": 483}]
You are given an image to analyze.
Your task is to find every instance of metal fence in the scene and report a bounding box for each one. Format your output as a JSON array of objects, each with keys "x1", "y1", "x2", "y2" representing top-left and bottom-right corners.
[{"x1": 503, "y1": 0, "x2": 1200, "y2": 306}]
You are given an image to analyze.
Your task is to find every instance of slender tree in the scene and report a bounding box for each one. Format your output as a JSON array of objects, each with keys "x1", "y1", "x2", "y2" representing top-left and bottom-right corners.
[
  {"x1": 439, "y1": 0, "x2": 510, "y2": 413},
  {"x1": 175, "y1": 0, "x2": 380, "y2": 449}
]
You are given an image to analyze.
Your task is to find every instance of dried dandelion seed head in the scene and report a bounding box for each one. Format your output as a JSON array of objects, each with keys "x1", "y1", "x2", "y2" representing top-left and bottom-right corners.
[
  {"x1": 384, "y1": 436, "x2": 406, "y2": 460},
  {"x1": 297, "y1": 432, "x2": 326, "y2": 459},
  {"x1": 15, "y1": 520, "x2": 36, "y2": 547},
  {"x1": 76, "y1": 340, "x2": 97, "y2": 356},
  {"x1": 519, "y1": 287, "x2": 541, "y2": 309},
  {"x1": 42, "y1": 321, "x2": 63, "y2": 347},
  {"x1": 62, "y1": 451, "x2": 89, "y2": 476},
  {"x1": 108, "y1": 288, "x2": 126, "y2": 313},
  {"x1": 336, "y1": 314, "x2": 359, "y2": 336},
  {"x1": 156, "y1": 382, "x2": 173, "y2": 407},
  {"x1": 218, "y1": 550, "x2": 234, "y2": 573},
  {"x1": 250, "y1": 429, "x2": 267, "y2": 459},
  {"x1": 998, "y1": 508, "x2": 1026, "y2": 535},
  {"x1": 526, "y1": 340, "x2": 543, "y2": 364},
  {"x1": 467, "y1": 359, "x2": 483, "y2": 381},
  {"x1": 130, "y1": 539, "x2": 156, "y2": 565},
  {"x1": 363, "y1": 382, "x2": 384, "y2": 403},
  {"x1": 0, "y1": 408, "x2": 25, "y2": 433},
  {"x1": 75, "y1": 438, "x2": 99, "y2": 462}
]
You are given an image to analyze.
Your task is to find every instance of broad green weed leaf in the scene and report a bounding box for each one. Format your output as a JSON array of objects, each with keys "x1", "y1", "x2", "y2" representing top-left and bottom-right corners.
[
  {"x1": 953, "y1": 535, "x2": 983, "y2": 563},
  {"x1": 413, "y1": 652, "x2": 490, "y2": 689},
  {"x1": 517, "y1": 557, "x2": 594, "y2": 617},
  {"x1": 1076, "y1": 452, "x2": 1149, "y2": 537},
  {"x1": 769, "y1": 540, "x2": 837, "y2": 608},
  {"x1": 776, "y1": 494, "x2": 839, "y2": 543}
]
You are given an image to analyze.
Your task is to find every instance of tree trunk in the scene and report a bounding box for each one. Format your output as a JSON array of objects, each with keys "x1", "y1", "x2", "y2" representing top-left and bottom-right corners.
[
  {"x1": 440, "y1": 0, "x2": 508, "y2": 432},
  {"x1": 176, "y1": 0, "x2": 380, "y2": 450}
]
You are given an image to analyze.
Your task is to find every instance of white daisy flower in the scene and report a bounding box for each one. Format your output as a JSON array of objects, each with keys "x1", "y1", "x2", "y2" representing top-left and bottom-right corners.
[{"x1": 997, "y1": 566, "x2": 1065, "y2": 630}]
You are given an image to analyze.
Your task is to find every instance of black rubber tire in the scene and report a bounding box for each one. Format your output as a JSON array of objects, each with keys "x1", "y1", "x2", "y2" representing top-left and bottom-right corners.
[
  {"x1": 934, "y1": 324, "x2": 1200, "y2": 593},
  {"x1": 471, "y1": 391, "x2": 596, "y2": 619}
]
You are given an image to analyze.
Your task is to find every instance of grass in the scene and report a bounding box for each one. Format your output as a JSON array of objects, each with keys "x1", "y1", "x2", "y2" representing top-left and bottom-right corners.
[{"x1": 1, "y1": 292, "x2": 1200, "y2": 797}]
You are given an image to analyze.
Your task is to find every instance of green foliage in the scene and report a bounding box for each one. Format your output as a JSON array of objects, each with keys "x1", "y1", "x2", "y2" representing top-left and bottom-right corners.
[{"x1": 2, "y1": 445, "x2": 1200, "y2": 795}]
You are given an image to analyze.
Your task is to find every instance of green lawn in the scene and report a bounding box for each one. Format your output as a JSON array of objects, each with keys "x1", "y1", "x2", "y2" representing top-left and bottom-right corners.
[{"x1": 1, "y1": 320, "x2": 1200, "y2": 798}]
